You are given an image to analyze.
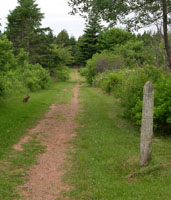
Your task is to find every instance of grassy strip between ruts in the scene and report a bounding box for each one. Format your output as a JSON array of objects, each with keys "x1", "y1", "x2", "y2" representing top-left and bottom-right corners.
[
  {"x1": 64, "y1": 84, "x2": 171, "y2": 200},
  {"x1": 0, "y1": 76, "x2": 76, "y2": 199}
]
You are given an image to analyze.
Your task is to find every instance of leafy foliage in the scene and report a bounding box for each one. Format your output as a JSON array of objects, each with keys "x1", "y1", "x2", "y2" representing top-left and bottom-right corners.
[
  {"x1": 68, "y1": 0, "x2": 171, "y2": 69},
  {"x1": 113, "y1": 40, "x2": 154, "y2": 67},
  {"x1": 48, "y1": 44, "x2": 72, "y2": 70},
  {"x1": 84, "y1": 64, "x2": 171, "y2": 133},
  {"x1": 97, "y1": 28, "x2": 136, "y2": 52},
  {"x1": 21, "y1": 63, "x2": 51, "y2": 92},
  {"x1": 53, "y1": 67, "x2": 70, "y2": 81},
  {"x1": 0, "y1": 36, "x2": 51, "y2": 97},
  {"x1": 0, "y1": 35, "x2": 16, "y2": 72},
  {"x1": 154, "y1": 73, "x2": 171, "y2": 131},
  {"x1": 83, "y1": 51, "x2": 124, "y2": 84},
  {"x1": 56, "y1": 29, "x2": 70, "y2": 47}
]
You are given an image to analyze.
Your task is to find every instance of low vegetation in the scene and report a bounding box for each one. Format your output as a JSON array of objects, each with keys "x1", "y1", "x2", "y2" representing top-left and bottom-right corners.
[
  {"x1": 81, "y1": 63, "x2": 171, "y2": 133},
  {"x1": 0, "y1": 79, "x2": 75, "y2": 199},
  {"x1": 65, "y1": 84, "x2": 171, "y2": 200},
  {"x1": 79, "y1": 27, "x2": 171, "y2": 133}
]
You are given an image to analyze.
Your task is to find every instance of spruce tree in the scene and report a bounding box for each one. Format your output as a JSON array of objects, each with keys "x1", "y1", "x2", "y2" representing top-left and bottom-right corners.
[
  {"x1": 6, "y1": 0, "x2": 44, "y2": 63},
  {"x1": 33, "y1": 28, "x2": 55, "y2": 68},
  {"x1": 76, "y1": 14, "x2": 102, "y2": 65},
  {"x1": 56, "y1": 29, "x2": 70, "y2": 47}
]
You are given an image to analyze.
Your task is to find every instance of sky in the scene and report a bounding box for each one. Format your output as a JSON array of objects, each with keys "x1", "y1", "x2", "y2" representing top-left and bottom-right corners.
[
  {"x1": 0, "y1": 0, "x2": 156, "y2": 39},
  {"x1": 0, "y1": 0, "x2": 86, "y2": 38}
]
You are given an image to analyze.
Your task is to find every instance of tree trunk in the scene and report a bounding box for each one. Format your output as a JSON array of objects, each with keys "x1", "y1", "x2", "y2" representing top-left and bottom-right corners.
[
  {"x1": 162, "y1": 0, "x2": 171, "y2": 69},
  {"x1": 156, "y1": 24, "x2": 168, "y2": 67}
]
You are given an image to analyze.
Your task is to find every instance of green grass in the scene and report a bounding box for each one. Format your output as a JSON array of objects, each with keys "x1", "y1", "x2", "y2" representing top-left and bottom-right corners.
[
  {"x1": 0, "y1": 139, "x2": 45, "y2": 200},
  {"x1": 65, "y1": 85, "x2": 171, "y2": 200},
  {"x1": 0, "y1": 81, "x2": 75, "y2": 159},
  {"x1": 0, "y1": 78, "x2": 76, "y2": 199}
]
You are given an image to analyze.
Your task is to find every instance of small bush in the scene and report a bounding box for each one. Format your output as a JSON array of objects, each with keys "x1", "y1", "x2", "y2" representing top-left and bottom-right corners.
[
  {"x1": 0, "y1": 35, "x2": 17, "y2": 72},
  {"x1": 22, "y1": 63, "x2": 51, "y2": 92},
  {"x1": 53, "y1": 66, "x2": 70, "y2": 81},
  {"x1": 85, "y1": 51, "x2": 124, "y2": 85},
  {"x1": 93, "y1": 72, "x2": 121, "y2": 93},
  {"x1": 92, "y1": 65, "x2": 171, "y2": 132},
  {"x1": 154, "y1": 74, "x2": 171, "y2": 132},
  {"x1": 116, "y1": 66, "x2": 163, "y2": 123},
  {"x1": 94, "y1": 52, "x2": 124, "y2": 73},
  {"x1": 3, "y1": 70, "x2": 27, "y2": 96},
  {"x1": 113, "y1": 40, "x2": 154, "y2": 68},
  {"x1": 79, "y1": 67, "x2": 88, "y2": 77}
]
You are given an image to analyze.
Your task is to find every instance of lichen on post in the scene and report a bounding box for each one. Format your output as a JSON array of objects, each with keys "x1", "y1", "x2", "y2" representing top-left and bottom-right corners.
[{"x1": 140, "y1": 81, "x2": 154, "y2": 167}]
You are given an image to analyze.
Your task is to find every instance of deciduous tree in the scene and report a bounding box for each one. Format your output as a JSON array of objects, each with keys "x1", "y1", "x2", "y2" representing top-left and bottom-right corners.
[{"x1": 68, "y1": 0, "x2": 171, "y2": 69}]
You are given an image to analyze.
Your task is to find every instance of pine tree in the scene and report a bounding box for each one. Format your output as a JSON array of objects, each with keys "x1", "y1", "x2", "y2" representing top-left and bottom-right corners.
[{"x1": 6, "y1": 0, "x2": 44, "y2": 63}]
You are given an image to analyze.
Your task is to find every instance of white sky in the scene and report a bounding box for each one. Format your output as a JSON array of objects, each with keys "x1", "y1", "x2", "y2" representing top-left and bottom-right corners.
[
  {"x1": 0, "y1": 0, "x2": 85, "y2": 39},
  {"x1": 0, "y1": 0, "x2": 157, "y2": 39}
]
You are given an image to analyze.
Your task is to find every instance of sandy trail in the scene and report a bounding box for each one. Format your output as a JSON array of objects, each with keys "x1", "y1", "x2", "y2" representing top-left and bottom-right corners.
[{"x1": 18, "y1": 80, "x2": 79, "y2": 200}]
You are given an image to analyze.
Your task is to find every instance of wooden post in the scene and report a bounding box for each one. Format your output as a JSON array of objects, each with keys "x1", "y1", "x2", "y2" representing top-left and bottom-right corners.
[{"x1": 140, "y1": 81, "x2": 154, "y2": 167}]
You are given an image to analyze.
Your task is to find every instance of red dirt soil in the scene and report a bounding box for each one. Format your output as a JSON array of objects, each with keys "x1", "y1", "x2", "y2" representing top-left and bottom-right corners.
[{"x1": 18, "y1": 83, "x2": 80, "y2": 200}]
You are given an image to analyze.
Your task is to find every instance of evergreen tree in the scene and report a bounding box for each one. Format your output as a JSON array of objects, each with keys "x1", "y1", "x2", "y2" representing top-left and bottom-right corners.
[
  {"x1": 97, "y1": 28, "x2": 136, "y2": 52},
  {"x1": 69, "y1": 35, "x2": 77, "y2": 65},
  {"x1": 33, "y1": 28, "x2": 55, "y2": 68},
  {"x1": 69, "y1": 0, "x2": 171, "y2": 69},
  {"x1": 6, "y1": 0, "x2": 44, "y2": 63},
  {"x1": 76, "y1": 14, "x2": 102, "y2": 66},
  {"x1": 56, "y1": 29, "x2": 70, "y2": 47},
  {"x1": 74, "y1": 36, "x2": 85, "y2": 66},
  {"x1": 69, "y1": 35, "x2": 76, "y2": 47}
]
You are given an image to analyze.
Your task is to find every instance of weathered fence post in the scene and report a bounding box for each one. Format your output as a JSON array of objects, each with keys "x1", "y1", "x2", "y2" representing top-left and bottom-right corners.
[{"x1": 140, "y1": 81, "x2": 154, "y2": 167}]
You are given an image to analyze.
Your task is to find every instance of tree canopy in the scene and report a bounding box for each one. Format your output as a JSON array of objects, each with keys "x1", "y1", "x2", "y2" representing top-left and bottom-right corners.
[
  {"x1": 56, "y1": 29, "x2": 70, "y2": 47},
  {"x1": 68, "y1": 0, "x2": 171, "y2": 68},
  {"x1": 75, "y1": 14, "x2": 102, "y2": 65},
  {"x1": 6, "y1": 0, "x2": 44, "y2": 63}
]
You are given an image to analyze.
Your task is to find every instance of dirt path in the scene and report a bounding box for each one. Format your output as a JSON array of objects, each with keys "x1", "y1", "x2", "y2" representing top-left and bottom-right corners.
[{"x1": 18, "y1": 80, "x2": 80, "y2": 199}]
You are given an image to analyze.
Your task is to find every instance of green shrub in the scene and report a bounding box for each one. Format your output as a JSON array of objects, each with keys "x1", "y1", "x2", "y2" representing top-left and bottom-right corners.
[
  {"x1": 48, "y1": 44, "x2": 73, "y2": 70},
  {"x1": 92, "y1": 65, "x2": 171, "y2": 132},
  {"x1": 117, "y1": 66, "x2": 163, "y2": 123},
  {"x1": 85, "y1": 59, "x2": 97, "y2": 85},
  {"x1": 79, "y1": 67, "x2": 88, "y2": 77},
  {"x1": 154, "y1": 74, "x2": 171, "y2": 132},
  {"x1": 93, "y1": 72, "x2": 121, "y2": 93},
  {"x1": 102, "y1": 72, "x2": 121, "y2": 93},
  {"x1": 53, "y1": 66, "x2": 70, "y2": 81},
  {"x1": 1, "y1": 63, "x2": 51, "y2": 96},
  {"x1": 3, "y1": 70, "x2": 27, "y2": 96},
  {"x1": 114, "y1": 40, "x2": 154, "y2": 68},
  {"x1": 97, "y1": 28, "x2": 136, "y2": 52},
  {"x1": 22, "y1": 63, "x2": 51, "y2": 92},
  {"x1": 0, "y1": 35, "x2": 17, "y2": 72},
  {"x1": 93, "y1": 72, "x2": 108, "y2": 87},
  {"x1": 85, "y1": 51, "x2": 124, "y2": 85}
]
